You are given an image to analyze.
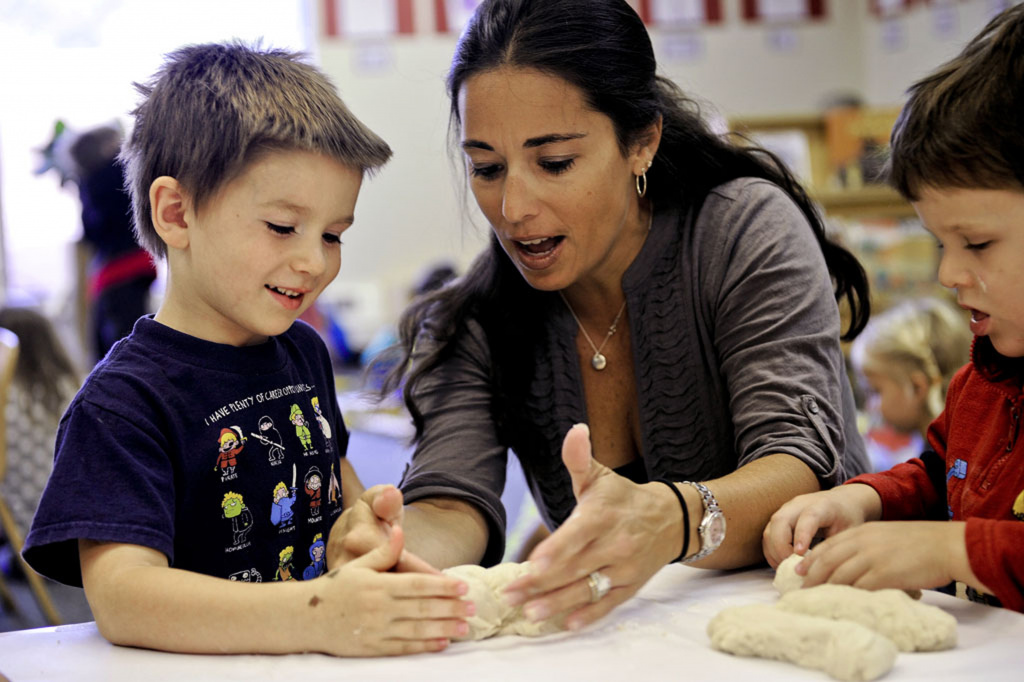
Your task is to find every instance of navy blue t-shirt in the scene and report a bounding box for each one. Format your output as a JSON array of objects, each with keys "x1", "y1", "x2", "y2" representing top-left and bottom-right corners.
[{"x1": 24, "y1": 316, "x2": 348, "y2": 587}]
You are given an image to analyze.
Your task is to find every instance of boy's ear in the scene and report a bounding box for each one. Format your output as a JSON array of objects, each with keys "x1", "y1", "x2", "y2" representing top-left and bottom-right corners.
[{"x1": 149, "y1": 176, "x2": 191, "y2": 250}]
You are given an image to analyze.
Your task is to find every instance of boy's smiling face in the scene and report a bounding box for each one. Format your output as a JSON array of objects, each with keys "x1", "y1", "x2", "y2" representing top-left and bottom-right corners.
[
  {"x1": 156, "y1": 149, "x2": 361, "y2": 346},
  {"x1": 913, "y1": 185, "x2": 1024, "y2": 358}
]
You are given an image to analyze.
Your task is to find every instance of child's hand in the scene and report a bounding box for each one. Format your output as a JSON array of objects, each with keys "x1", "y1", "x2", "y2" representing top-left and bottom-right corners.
[
  {"x1": 313, "y1": 524, "x2": 473, "y2": 656},
  {"x1": 762, "y1": 484, "x2": 882, "y2": 568},
  {"x1": 797, "y1": 521, "x2": 969, "y2": 592},
  {"x1": 327, "y1": 485, "x2": 437, "y2": 573}
]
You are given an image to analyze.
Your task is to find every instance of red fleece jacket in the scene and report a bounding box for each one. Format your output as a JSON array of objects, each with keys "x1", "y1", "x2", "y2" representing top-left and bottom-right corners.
[{"x1": 848, "y1": 337, "x2": 1024, "y2": 612}]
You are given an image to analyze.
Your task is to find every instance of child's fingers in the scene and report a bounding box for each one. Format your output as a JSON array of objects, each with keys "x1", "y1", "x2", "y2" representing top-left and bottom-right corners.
[
  {"x1": 762, "y1": 512, "x2": 798, "y2": 567},
  {"x1": 369, "y1": 485, "x2": 405, "y2": 525},
  {"x1": 389, "y1": 571, "x2": 469, "y2": 600},
  {"x1": 388, "y1": 616, "x2": 470, "y2": 642},
  {"x1": 391, "y1": 594, "x2": 475, "y2": 624},
  {"x1": 350, "y1": 523, "x2": 405, "y2": 572},
  {"x1": 791, "y1": 506, "x2": 831, "y2": 555},
  {"x1": 372, "y1": 638, "x2": 451, "y2": 657},
  {"x1": 801, "y1": 536, "x2": 860, "y2": 587}
]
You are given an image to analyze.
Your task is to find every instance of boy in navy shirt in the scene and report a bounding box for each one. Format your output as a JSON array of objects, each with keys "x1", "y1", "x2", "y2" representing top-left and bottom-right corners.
[{"x1": 24, "y1": 42, "x2": 470, "y2": 656}]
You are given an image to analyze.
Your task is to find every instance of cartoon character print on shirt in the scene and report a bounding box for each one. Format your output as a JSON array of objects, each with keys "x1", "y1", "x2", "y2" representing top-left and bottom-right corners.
[
  {"x1": 251, "y1": 415, "x2": 286, "y2": 466},
  {"x1": 1013, "y1": 488, "x2": 1024, "y2": 521},
  {"x1": 310, "y1": 396, "x2": 332, "y2": 441},
  {"x1": 215, "y1": 426, "x2": 246, "y2": 482},
  {"x1": 229, "y1": 568, "x2": 262, "y2": 583},
  {"x1": 270, "y1": 467, "x2": 298, "y2": 532},
  {"x1": 328, "y1": 461, "x2": 341, "y2": 507},
  {"x1": 946, "y1": 458, "x2": 967, "y2": 519},
  {"x1": 302, "y1": 533, "x2": 326, "y2": 580},
  {"x1": 290, "y1": 403, "x2": 313, "y2": 452},
  {"x1": 221, "y1": 491, "x2": 253, "y2": 550},
  {"x1": 274, "y1": 545, "x2": 295, "y2": 581},
  {"x1": 305, "y1": 466, "x2": 322, "y2": 523}
]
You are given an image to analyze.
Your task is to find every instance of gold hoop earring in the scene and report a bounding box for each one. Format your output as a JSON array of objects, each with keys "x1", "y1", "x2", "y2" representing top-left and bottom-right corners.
[{"x1": 635, "y1": 171, "x2": 647, "y2": 198}]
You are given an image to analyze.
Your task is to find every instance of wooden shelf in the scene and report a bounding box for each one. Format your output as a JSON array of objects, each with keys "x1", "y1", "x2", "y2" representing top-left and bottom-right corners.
[
  {"x1": 813, "y1": 185, "x2": 916, "y2": 220},
  {"x1": 729, "y1": 111, "x2": 913, "y2": 220}
]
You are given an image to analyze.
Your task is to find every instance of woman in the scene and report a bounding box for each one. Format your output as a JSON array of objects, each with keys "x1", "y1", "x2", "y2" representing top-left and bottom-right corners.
[{"x1": 339, "y1": 0, "x2": 870, "y2": 632}]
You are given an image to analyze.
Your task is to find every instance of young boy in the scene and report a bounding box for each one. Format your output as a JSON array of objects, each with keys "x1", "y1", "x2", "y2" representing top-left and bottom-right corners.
[
  {"x1": 23, "y1": 42, "x2": 471, "y2": 656},
  {"x1": 762, "y1": 5, "x2": 1024, "y2": 613}
]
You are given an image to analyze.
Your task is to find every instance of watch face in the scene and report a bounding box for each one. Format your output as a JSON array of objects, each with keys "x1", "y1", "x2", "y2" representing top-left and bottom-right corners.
[{"x1": 705, "y1": 512, "x2": 727, "y2": 548}]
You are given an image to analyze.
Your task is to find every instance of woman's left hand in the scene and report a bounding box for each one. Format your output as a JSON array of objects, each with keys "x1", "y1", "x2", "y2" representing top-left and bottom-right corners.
[{"x1": 502, "y1": 424, "x2": 682, "y2": 631}]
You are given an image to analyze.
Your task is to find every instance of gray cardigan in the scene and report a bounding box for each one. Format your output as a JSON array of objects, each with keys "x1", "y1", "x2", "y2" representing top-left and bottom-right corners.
[{"x1": 400, "y1": 178, "x2": 868, "y2": 565}]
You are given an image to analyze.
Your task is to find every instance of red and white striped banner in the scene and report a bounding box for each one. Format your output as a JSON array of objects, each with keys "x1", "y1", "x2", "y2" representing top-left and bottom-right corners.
[
  {"x1": 323, "y1": 0, "x2": 415, "y2": 39},
  {"x1": 741, "y1": 0, "x2": 826, "y2": 22},
  {"x1": 631, "y1": 0, "x2": 724, "y2": 25},
  {"x1": 434, "y1": 0, "x2": 485, "y2": 33}
]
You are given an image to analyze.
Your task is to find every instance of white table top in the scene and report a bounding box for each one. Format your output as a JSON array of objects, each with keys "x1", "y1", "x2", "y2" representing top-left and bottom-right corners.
[{"x1": 2, "y1": 564, "x2": 1022, "y2": 681}]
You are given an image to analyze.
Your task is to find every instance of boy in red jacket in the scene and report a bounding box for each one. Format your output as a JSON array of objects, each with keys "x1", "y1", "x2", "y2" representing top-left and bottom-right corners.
[{"x1": 762, "y1": 4, "x2": 1024, "y2": 612}]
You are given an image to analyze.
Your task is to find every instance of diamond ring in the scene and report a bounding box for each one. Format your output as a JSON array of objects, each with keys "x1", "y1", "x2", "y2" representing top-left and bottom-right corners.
[{"x1": 586, "y1": 571, "x2": 611, "y2": 603}]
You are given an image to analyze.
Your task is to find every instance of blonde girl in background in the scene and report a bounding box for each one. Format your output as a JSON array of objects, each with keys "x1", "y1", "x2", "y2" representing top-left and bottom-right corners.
[{"x1": 850, "y1": 297, "x2": 971, "y2": 471}]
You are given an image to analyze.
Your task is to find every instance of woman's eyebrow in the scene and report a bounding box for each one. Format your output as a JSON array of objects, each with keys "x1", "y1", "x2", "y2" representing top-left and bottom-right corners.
[
  {"x1": 461, "y1": 132, "x2": 587, "y2": 152},
  {"x1": 523, "y1": 132, "x2": 586, "y2": 148}
]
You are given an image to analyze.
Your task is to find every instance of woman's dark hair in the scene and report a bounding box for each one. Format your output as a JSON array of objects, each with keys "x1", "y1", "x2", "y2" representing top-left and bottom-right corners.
[
  {"x1": 0, "y1": 307, "x2": 79, "y2": 415},
  {"x1": 384, "y1": 0, "x2": 869, "y2": 440}
]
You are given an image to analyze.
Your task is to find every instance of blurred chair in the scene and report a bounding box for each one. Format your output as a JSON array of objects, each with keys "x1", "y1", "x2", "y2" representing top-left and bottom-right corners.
[{"x1": 0, "y1": 327, "x2": 62, "y2": 624}]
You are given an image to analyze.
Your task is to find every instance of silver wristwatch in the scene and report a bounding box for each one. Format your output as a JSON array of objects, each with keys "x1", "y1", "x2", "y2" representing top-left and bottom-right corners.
[{"x1": 681, "y1": 481, "x2": 726, "y2": 563}]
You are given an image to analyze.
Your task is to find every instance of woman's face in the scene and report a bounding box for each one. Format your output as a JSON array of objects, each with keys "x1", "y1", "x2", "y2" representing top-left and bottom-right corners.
[{"x1": 457, "y1": 66, "x2": 655, "y2": 292}]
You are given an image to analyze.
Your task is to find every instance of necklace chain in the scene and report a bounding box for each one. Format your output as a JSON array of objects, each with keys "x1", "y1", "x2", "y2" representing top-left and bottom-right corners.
[
  {"x1": 556, "y1": 208, "x2": 651, "y2": 371},
  {"x1": 559, "y1": 292, "x2": 627, "y2": 371}
]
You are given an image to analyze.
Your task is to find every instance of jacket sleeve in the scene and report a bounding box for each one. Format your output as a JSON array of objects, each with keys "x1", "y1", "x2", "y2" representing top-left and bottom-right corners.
[
  {"x1": 398, "y1": 320, "x2": 509, "y2": 566},
  {"x1": 966, "y1": 518, "x2": 1024, "y2": 612},
  {"x1": 700, "y1": 179, "x2": 861, "y2": 485}
]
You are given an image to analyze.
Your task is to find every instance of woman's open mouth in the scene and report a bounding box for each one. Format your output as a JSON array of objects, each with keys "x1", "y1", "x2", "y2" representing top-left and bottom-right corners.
[{"x1": 512, "y1": 236, "x2": 565, "y2": 270}]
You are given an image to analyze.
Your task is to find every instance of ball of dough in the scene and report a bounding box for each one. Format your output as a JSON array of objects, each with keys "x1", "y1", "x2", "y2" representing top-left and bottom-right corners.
[
  {"x1": 777, "y1": 584, "x2": 957, "y2": 652},
  {"x1": 773, "y1": 553, "x2": 805, "y2": 595},
  {"x1": 443, "y1": 562, "x2": 562, "y2": 641},
  {"x1": 708, "y1": 603, "x2": 897, "y2": 682}
]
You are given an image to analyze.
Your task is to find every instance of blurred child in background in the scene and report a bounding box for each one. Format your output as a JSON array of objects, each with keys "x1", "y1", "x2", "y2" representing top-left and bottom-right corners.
[
  {"x1": 850, "y1": 297, "x2": 972, "y2": 471},
  {"x1": 0, "y1": 307, "x2": 79, "y2": 555},
  {"x1": 36, "y1": 122, "x2": 157, "y2": 363}
]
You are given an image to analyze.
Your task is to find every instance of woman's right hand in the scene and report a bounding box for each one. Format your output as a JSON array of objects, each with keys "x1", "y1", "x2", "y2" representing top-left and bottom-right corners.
[
  {"x1": 761, "y1": 483, "x2": 883, "y2": 568},
  {"x1": 313, "y1": 524, "x2": 474, "y2": 656}
]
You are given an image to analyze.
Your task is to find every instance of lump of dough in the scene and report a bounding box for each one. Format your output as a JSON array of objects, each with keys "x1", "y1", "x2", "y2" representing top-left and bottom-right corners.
[
  {"x1": 708, "y1": 603, "x2": 897, "y2": 682},
  {"x1": 777, "y1": 584, "x2": 956, "y2": 652},
  {"x1": 442, "y1": 562, "x2": 562, "y2": 641},
  {"x1": 773, "y1": 553, "x2": 805, "y2": 594}
]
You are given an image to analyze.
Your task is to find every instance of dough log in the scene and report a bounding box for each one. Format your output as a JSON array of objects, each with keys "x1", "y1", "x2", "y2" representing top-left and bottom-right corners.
[
  {"x1": 777, "y1": 584, "x2": 956, "y2": 652},
  {"x1": 708, "y1": 603, "x2": 897, "y2": 682}
]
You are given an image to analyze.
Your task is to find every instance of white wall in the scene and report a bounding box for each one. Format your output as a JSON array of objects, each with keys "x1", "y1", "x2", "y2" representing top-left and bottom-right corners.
[
  {"x1": 862, "y1": 0, "x2": 1017, "y2": 105},
  {"x1": 651, "y1": 0, "x2": 864, "y2": 118}
]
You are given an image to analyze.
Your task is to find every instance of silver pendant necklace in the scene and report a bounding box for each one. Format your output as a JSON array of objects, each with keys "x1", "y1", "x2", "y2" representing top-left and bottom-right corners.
[{"x1": 559, "y1": 292, "x2": 628, "y2": 371}]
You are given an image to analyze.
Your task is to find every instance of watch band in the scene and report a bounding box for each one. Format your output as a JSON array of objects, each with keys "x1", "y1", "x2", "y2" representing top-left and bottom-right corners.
[{"x1": 681, "y1": 480, "x2": 723, "y2": 563}]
